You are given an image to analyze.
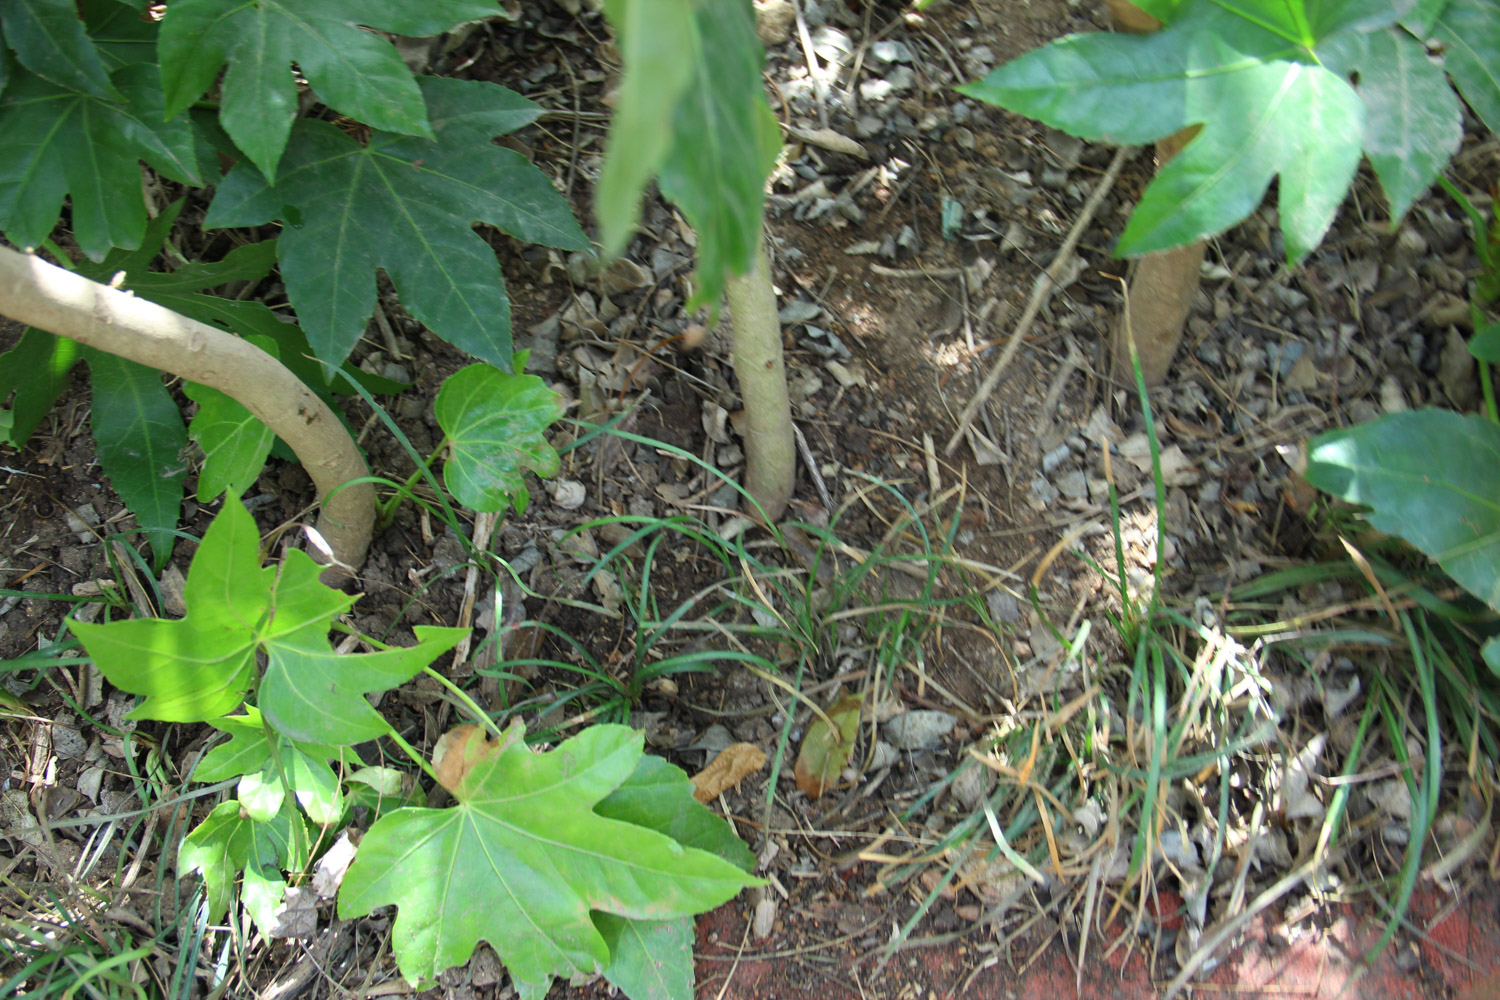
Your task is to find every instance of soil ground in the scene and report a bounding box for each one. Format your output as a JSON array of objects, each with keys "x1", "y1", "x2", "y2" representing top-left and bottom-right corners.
[{"x1": 3, "y1": 1, "x2": 1500, "y2": 998}]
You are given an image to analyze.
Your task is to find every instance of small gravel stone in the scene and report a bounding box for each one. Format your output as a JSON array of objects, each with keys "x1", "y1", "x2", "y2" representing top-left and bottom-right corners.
[
  {"x1": 1027, "y1": 476, "x2": 1060, "y2": 510},
  {"x1": 1041, "y1": 442, "x2": 1071, "y2": 474},
  {"x1": 986, "y1": 590, "x2": 1021, "y2": 623},
  {"x1": 885, "y1": 66, "x2": 915, "y2": 92},
  {"x1": 1054, "y1": 469, "x2": 1088, "y2": 500},
  {"x1": 882, "y1": 710, "x2": 957, "y2": 749},
  {"x1": 778, "y1": 300, "x2": 822, "y2": 325}
]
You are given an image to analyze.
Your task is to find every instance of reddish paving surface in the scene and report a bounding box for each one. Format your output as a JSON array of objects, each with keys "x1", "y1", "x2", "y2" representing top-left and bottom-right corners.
[{"x1": 694, "y1": 885, "x2": 1500, "y2": 999}]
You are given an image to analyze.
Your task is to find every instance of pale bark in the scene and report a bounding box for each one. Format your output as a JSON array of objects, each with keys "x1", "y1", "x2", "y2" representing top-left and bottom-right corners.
[
  {"x1": 724, "y1": 239, "x2": 795, "y2": 522},
  {"x1": 1106, "y1": 0, "x2": 1206, "y2": 388},
  {"x1": 0, "y1": 245, "x2": 374, "y2": 574}
]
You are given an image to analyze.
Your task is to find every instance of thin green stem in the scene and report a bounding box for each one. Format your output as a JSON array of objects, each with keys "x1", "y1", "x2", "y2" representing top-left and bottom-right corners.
[
  {"x1": 375, "y1": 437, "x2": 449, "y2": 529},
  {"x1": 422, "y1": 665, "x2": 506, "y2": 739},
  {"x1": 384, "y1": 726, "x2": 441, "y2": 785}
]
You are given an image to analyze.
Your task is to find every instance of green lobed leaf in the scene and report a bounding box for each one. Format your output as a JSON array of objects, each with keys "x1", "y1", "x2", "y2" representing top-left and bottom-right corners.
[
  {"x1": 118, "y1": 240, "x2": 281, "y2": 295},
  {"x1": 201, "y1": 709, "x2": 352, "y2": 826},
  {"x1": 184, "y1": 376, "x2": 277, "y2": 502},
  {"x1": 595, "y1": 914, "x2": 694, "y2": 1000},
  {"x1": 0, "y1": 328, "x2": 79, "y2": 448},
  {"x1": 70, "y1": 496, "x2": 466, "y2": 743},
  {"x1": 1402, "y1": 0, "x2": 1448, "y2": 34},
  {"x1": 1318, "y1": 26, "x2": 1462, "y2": 222},
  {"x1": 71, "y1": 196, "x2": 189, "y2": 281},
  {"x1": 434, "y1": 362, "x2": 563, "y2": 514},
  {"x1": 79, "y1": 0, "x2": 161, "y2": 72},
  {"x1": 338, "y1": 722, "x2": 757, "y2": 996},
  {"x1": 0, "y1": 0, "x2": 121, "y2": 99},
  {"x1": 85, "y1": 348, "x2": 188, "y2": 571},
  {"x1": 179, "y1": 796, "x2": 310, "y2": 926},
  {"x1": 595, "y1": 755, "x2": 756, "y2": 872},
  {"x1": 656, "y1": 0, "x2": 782, "y2": 310},
  {"x1": 0, "y1": 64, "x2": 200, "y2": 259},
  {"x1": 1306, "y1": 410, "x2": 1500, "y2": 611},
  {"x1": 1122, "y1": 0, "x2": 1183, "y2": 23},
  {"x1": 206, "y1": 76, "x2": 589, "y2": 370},
  {"x1": 960, "y1": 1, "x2": 1367, "y2": 262},
  {"x1": 1469, "y1": 320, "x2": 1500, "y2": 362},
  {"x1": 197, "y1": 708, "x2": 278, "y2": 783},
  {"x1": 238, "y1": 766, "x2": 286, "y2": 823},
  {"x1": 157, "y1": 0, "x2": 497, "y2": 180},
  {"x1": 595, "y1": 0, "x2": 697, "y2": 258},
  {"x1": 71, "y1": 494, "x2": 273, "y2": 722},
  {"x1": 1433, "y1": 0, "x2": 1500, "y2": 134},
  {"x1": 259, "y1": 623, "x2": 467, "y2": 745},
  {"x1": 1305, "y1": 0, "x2": 1419, "y2": 36}
]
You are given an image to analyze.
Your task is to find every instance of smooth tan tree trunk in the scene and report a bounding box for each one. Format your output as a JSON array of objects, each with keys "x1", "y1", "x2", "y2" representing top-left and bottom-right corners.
[
  {"x1": 1107, "y1": 0, "x2": 1205, "y2": 388},
  {"x1": 724, "y1": 238, "x2": 795, "y2": 523},
  {"x1": 0, "y1": 246, "x2": 375, "y2": 575}
]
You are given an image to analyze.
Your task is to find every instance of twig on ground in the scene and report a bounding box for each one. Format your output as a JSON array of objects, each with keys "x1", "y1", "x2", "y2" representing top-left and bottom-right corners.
[
  {"x1": 793, "y1": 422, "x2": 834, "y2": 509},
  {"x1": 943, "y1": 146, "x2": 1132, "y2": 456},
  {"x1": 1165, "y1": 857, "x2": 1322, "y2": 999},
  {"x1": 791, "y1": 0, "x2": 830, "y2": 129}
]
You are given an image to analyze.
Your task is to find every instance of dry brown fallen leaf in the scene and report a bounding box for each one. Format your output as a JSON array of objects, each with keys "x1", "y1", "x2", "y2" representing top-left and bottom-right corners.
[
  {"x1": 431, "y1": 724, "x2": 528, "y2": 793},
  {"x1": 691, "y1": 743, "x2": 767, "y2": 803}
]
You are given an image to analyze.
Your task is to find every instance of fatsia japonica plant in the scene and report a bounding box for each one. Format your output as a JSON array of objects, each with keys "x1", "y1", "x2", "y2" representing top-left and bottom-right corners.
[
  {"x1": 964, "y1": 0, "x2": 1500, "y2": 668},
  {"x1": 0, "y1": 0, "x2": 587, "y2": 571},
  {"x1": 0, "y1": 0, "x2": 768, "y2": 996}
]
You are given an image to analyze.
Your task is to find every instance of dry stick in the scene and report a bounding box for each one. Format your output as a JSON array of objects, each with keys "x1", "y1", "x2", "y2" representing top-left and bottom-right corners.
[
  {"x1": 1164, "y1": 858, "x2": 1321, "y2": 999},
  {"x1": 943, "y1": 145, "x2": 1132, "y2": 456},
  {"x1": 0, "y1": 246, "x2": 375, "y2": 574}
]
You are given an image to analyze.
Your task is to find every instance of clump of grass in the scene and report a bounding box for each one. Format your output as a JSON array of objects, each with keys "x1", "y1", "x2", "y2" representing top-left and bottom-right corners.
[{"x1": 865, "y1": 327, "x2": 1497, "y2": 992}]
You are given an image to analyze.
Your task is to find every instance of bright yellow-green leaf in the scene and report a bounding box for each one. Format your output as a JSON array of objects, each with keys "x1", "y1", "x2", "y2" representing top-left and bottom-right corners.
[
  {"x1": 338, "y1": 722, "x2": 756, "y2": 998},
  {"x1": 71, "y1": 496, "x2": 465, "y2": 746}
]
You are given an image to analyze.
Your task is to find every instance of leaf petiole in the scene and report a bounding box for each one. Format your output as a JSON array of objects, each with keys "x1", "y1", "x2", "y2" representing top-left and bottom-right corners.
[
  {"x1": 421, "y1": 665, "x2": 506, "y2": 741},
  {"x1": 383, "y1": 726, "x2": 441, "y2": 786}
]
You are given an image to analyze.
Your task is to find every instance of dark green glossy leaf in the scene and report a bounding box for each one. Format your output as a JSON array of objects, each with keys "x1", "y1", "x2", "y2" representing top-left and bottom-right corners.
[
  {"x1": 0, "y1": 328, "x2": 79, "y2": 447},
  {"x1": 78, "y1": 0, "x2": 160, "y2": 71},
  {"x1": 206, "y1": 76, "x2": 588, "y2": 369},
  {"x1": 0, "y1": 0, "x2": 120, "y2": 99},
  {"x1": 434, "y1": 362, "x2": 563, "y2": 514},
  {"x1": 157, "y1": 0, "x2": 497, "y2": 179},
  {"x1": 657, "y1": 0, "x2": 782, "y2": 310},
  {"x1": 85, "y1": 348, "x2": 187, "y2": 570},
  {"x1": 1433, "y1": 0, "x2": 1500, "y2": 134},
  {"x1": 0, "y1": 64, "x2": 200, "y2": 259},
  {"x1": 1306, "y1": 410, "x2": 1500, "y2": 610},
  {"x1": 595, "y1": 0, "x2": 696, "y2": 257},
  {"x1": 1318, "y1": 27, "x2": 1461, "y2": 222}
]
